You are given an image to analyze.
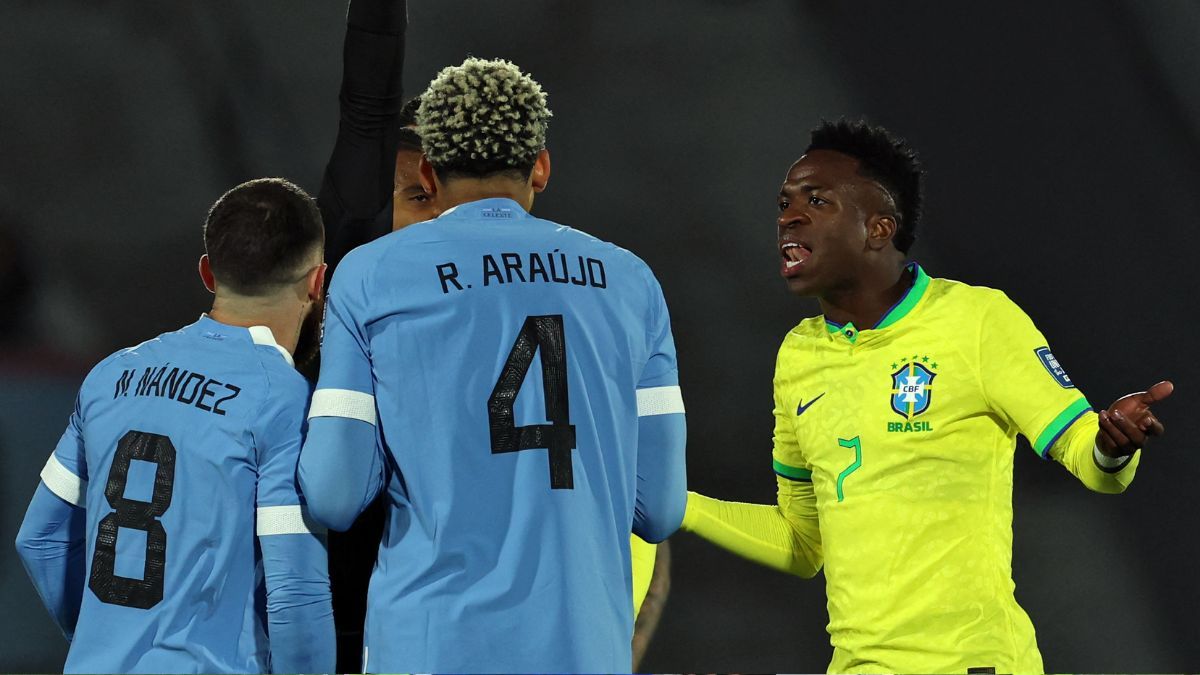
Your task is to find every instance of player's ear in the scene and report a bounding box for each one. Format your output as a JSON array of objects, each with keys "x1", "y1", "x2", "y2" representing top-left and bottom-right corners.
[
  {"x1": 865, "y1": 213, "x2": 897, "y2": 252},
  {"x1": 307, "y1": 262, "x2": 327, "y2": 302},
  {"x1": 531, "y1": 149, "x2": 551, "y2": 193},
  {"x1": 418, "y1": 154, "x2": 439, "y2": 197},
  {"x1": 198, "y1": 254, "x2": 216, "y2": 294}
]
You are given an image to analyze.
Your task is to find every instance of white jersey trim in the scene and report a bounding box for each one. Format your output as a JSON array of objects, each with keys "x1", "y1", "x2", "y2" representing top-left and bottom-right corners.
[
  {"x1": 257, "y1": 505, "x2": 324, "y2": 536},
  {"x1": 247, "y1": 325, "x2": 295, "y2": 367},
  {"x1": 637, "y1": 385, "x2": 685, "y2": 417},
  {"x1": 1093, "y1": 443, "x2": 1132, "y2": 469},
  {"x1": 41, "y1": 454, "x2": 86, "y2": 507},
  {"x1": 309, "y1": 388, "x2": 377, "y2": 425}
]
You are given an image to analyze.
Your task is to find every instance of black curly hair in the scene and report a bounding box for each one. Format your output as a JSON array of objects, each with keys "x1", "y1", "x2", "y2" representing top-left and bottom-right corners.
[{"x1": 807, "y1": 119, "x2": 923, "y2": 253}]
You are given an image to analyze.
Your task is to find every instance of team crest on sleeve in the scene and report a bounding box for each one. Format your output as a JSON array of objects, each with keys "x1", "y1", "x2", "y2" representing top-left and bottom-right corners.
[
  {"x1": 890, "y1": 357, "x2": 937, "y2": 419},
  {"x1": 1034, "y1": 346, "x2": 1074, "y2": 388}
]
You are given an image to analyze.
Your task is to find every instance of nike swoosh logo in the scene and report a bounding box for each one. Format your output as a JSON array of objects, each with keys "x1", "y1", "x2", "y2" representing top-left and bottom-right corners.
[{"x1": 797, "y1": 392, "x2": 825, "y2": 416}]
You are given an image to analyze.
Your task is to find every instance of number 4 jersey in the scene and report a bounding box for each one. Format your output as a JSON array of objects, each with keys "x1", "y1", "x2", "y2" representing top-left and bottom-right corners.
[
  {"x1": 26, "y1": 316, "x2": 330, "y2": 673},
  {"x1": 301, "y1": 197, "x2": 688, "y2": 673}
]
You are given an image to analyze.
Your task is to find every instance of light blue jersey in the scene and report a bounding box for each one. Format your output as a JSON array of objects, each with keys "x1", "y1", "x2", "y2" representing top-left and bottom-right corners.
[
  {"x1": 300, "y1": 198, "x2": 688, "y2": 673},
  {"x1": 18, "y1": 316, "x2": 333, "y2": 674}
]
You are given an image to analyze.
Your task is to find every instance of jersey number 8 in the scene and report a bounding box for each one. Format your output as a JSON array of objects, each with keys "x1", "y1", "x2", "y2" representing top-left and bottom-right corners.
[{"x1": 89, "y1": 430, "x2": 176, "y2": 609}]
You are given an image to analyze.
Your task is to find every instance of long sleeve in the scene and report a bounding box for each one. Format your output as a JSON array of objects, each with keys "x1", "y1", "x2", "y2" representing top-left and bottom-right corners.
[
  {"x1": 253, "y1": 371, "x2": 335, "y2": 672},
  {"x1": 319, "y1": 0, "x2": 408, "y2": 275},
  {"x1": 631, "y1": 270, "x2": 687, "y2": 543},
  {"x1": 260, "y1": 534, "x2": 335, "y2": 674},
  {"x1": 15, "y1": 484, "x2": 88, "y2": 641},
  {"x1": 1048, "y1": 411, "x2": 1139, "y2": 494},
  {"x1": 681, "y1": 475, "x2": 823, "y2": 579},
  {"x1": 298, "y1": 253, "x2": 387, "y2": 531}
]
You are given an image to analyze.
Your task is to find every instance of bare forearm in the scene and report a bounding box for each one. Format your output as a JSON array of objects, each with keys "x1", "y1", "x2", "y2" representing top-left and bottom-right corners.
[{"x1": 631, "y1": 540, "x2": 670, "y2": 671}]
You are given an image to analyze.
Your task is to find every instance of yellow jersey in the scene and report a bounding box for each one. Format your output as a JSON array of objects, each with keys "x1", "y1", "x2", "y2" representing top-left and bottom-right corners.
[{"x1": 767, "y1": 264, "x2": 1137, "y2": 673}]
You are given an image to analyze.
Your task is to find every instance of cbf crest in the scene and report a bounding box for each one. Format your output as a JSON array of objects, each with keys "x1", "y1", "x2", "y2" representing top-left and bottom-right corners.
[{"x1": 890, "y1": 357, "x2": 937, "y2": 419}]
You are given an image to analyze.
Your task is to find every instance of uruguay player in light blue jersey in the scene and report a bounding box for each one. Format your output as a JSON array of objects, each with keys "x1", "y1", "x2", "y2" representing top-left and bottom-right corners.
[
  {"x1": 15, "y1": 178, "x2": 336, "y2": 673},
  {"x1": 298, "y1": 57, "x2": 688, "y2": 673}
]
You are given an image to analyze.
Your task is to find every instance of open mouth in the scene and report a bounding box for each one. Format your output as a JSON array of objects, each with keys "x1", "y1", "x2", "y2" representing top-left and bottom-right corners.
[{"x1": 780, "y1": 241, "x2": 812, "y2": 277}]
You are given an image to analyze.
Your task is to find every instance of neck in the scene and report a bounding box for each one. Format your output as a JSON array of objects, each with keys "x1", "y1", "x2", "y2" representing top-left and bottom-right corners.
[
  {"x1": 439, "y1": 177, "x2": 533, "y2": 212},
  {"x1": 208, "y1": 294, "x2": 305, "y2": 356},
  {"x1": 819, "y1": 262, "x2": 912, "y2": 330}
]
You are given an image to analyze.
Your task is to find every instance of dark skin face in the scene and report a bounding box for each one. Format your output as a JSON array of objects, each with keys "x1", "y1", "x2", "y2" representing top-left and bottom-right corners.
[
  {"x1": 392, "y1": 148, "x2": 437, "y2": 230},
  {"x1": 776, "y1": 149, "x2": 906, "y2": 328},
  {"x1": 774, "y1": 151, "x2": 1174, "y2": 455}
]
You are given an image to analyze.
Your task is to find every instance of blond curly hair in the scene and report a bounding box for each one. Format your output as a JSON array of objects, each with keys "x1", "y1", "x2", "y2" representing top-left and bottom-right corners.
[{"x1": 416, "y1": 57, "x2": 552, "y2": 177}]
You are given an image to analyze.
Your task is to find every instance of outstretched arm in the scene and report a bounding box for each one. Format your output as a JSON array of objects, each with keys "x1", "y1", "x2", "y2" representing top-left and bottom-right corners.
[
  {"x1": 681, "y1": 476, "x2": 823, "y2": 578},
  {"x1": 319, "y1": 0, "x2": 408, "y2": 274}
]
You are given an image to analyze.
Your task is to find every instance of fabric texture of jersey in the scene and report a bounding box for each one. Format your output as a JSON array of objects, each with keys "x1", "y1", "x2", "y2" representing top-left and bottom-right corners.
[
  {"x1": 770, "y1": 264, "x2": 1135, "y2": 674},
  {"x1": 312, "y1": 198, "x2": 683, "y2": 673},
  {"x1": 43, "y1": 315, "x2": 319, "y2": 674}
]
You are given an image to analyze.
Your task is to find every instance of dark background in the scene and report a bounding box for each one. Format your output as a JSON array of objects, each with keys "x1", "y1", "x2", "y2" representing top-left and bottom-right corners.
[{"x1": 2, "y1": 1, "x2": 1197, "y2": 671}]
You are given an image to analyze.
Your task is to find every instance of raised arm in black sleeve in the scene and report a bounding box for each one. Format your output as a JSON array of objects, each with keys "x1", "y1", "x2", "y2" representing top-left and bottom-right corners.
[
  {"x1": 318, "y1": 0, "x2": 407, "y2": 275},
  {"x1": 315, "y1": 4, "x2": 407, "y2": 673}
]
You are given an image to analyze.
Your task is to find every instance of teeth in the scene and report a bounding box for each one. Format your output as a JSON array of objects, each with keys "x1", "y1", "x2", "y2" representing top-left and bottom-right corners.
[{"x1": 786, "y1": 259, "x2": 801, "y2": 268}]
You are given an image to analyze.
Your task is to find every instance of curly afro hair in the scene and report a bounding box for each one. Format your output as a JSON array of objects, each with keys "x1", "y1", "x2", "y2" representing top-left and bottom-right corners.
[{"x1": 807, "y1": 119, "x2": 923, "y2": 252}]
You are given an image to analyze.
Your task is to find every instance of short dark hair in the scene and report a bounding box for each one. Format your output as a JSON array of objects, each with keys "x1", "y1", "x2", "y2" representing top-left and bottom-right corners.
[
  {"x1": 203, "y1": 178, "x2": 323, "y2": 295},
  {"x1": 806, "y1": 119, "x2": 923, "y2": 253},
  {"x1": 396, "y1": 97, "x2": 422, "y2": 153}
]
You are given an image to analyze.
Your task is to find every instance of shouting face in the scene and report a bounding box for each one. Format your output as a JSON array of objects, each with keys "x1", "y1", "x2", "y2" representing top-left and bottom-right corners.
[{"x1": 776, "y1": 149, "x2": 896, "y2": 298}]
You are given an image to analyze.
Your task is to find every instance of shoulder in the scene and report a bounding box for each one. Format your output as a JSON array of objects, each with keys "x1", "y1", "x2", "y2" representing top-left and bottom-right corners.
[
  {"x1": 77, "y1": 324, "x2": 187, "y2": 395},
  {"x1": 922, "y1": 275, "x2": 1020, "y2": 320},
  {"x1": 783, "y1": 316, "x2": 828, "y2": 344},
  {"x1": 258, "y1": 355, "x2": 311, "y2": 409}
]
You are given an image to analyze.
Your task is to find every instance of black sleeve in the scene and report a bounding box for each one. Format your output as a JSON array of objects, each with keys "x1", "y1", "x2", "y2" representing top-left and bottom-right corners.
[{"x1": 318, "y1": 0, "x2": 408, "y2": 276}]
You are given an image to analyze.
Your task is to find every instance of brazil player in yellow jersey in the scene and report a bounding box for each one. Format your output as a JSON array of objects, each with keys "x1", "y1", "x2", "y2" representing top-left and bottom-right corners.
[{"x1": 681, "y1": 119, "x2": 1173, "y2": 674}]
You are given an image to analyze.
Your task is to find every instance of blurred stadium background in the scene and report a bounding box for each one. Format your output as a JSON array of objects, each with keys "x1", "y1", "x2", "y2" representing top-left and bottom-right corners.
[{"x1": 2, "y1": 1, "x2": 1198, "y2": 671}]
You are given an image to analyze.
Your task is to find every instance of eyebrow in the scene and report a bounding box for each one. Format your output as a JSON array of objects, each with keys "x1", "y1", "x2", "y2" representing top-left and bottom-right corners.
[{"x1": 780, "y1": 182, "x2": 826, "y2": 197}]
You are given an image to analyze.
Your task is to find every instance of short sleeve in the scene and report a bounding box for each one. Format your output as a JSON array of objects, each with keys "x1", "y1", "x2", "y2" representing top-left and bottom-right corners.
[
  {"x1": 310, "y1": 257, "x2": 378, "y2": 424},
  {"x1": 978, "y1": 292, "x2": 1091, "y2": 458},
  {"x1": 41, "y1": 394, "x2": 88, "y2": 507},
  {"x1": 255, "y1": 376, "x2": 321, "y2": 536},
  {"x1": 770, "y1": 342, "x2": 812, "y2": 482}
]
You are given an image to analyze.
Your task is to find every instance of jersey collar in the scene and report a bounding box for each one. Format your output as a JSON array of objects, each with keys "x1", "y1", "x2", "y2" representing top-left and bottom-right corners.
[
  {"x1": 196, "y1": 314, "x2": 295, "y2": 366},
  {"x1": 824, "y1": 262, "x2": 930, "y2": 343},
  {"x1": 437, "y1": 197, "x2": 531, "y2": 222}
]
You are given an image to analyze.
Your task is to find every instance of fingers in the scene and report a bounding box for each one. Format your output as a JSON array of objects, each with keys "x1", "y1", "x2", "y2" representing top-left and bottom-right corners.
[
  {"x1": 1142, "y1": 413, "x2": 1165, "y2": 437},
  {"x1": 1141, "y1": 380, "x2": 1175, "y2": 404},
  {"x1": 1099, "y1": 408, "x2": 1151, "y2": 456},
  {"x1": 1099, "y1": 403, "x2": 1128, "y2": 451}
]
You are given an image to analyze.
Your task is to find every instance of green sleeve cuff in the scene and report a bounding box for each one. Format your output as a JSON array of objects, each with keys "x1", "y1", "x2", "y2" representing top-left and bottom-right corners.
[
  {"x1": 773, "y1": 458, "x2": 812, "y2": 481},
  {"x1": 1033, "y1": 397, "x2": 1092, "y2": 458}
]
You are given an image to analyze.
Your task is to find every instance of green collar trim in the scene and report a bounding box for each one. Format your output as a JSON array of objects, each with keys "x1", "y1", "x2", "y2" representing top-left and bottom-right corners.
[
  {"x1": 874, "y1": 262, "x2": 930, "y2": 330},
  {"x1": 822, "y1": 263, "x2": 928, "y2": 341},
  {"x1": 825, "y1": 319, "x2": 859, "y2": 343}
]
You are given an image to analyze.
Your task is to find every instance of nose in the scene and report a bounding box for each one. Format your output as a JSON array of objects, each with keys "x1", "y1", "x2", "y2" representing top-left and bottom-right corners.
[{"x1": 777, "y1": 208, "x2": 808, "y2": 231}]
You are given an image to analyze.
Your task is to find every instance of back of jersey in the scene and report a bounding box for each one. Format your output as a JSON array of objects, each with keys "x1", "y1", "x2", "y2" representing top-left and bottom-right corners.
[
  {"x1": 47, "y1": 317, "x2": 309, "y2": 673},
  {"x1": 315, "y1": 198, "x2": 683, "y2": 672}
]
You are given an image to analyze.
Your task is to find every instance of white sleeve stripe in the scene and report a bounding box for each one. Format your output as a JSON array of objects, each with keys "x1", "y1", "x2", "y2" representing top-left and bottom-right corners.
[
  {"x1": 308, "y1": 388, "x2": 376, "y2": 425},
  {"x1": 637, "y1": 385, "x2": 685, "y2": 417},
  {"x1": 256, "y1": 505, "x2": 324, "y2": 536},
  {"x1": 41, "y1": 454, "x2": 86, "y2": 507}
]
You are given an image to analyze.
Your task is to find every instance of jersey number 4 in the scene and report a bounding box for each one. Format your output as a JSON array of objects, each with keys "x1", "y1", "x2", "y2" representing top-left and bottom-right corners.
[
  {"x1": 488, "y1": 315, "x2": 577, "y2": 489},
  {"x1": 89, "y1": 430, "x2": 176, "y2": 609}
]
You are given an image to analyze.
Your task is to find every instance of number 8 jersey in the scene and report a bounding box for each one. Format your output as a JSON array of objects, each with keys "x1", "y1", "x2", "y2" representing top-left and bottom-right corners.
[
  {"x1": 26, "y1": 316, "x2": 331, "y2": 674},
  {"x1": 300, "y1": 197, "x2": 688, "y2": 674}
]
